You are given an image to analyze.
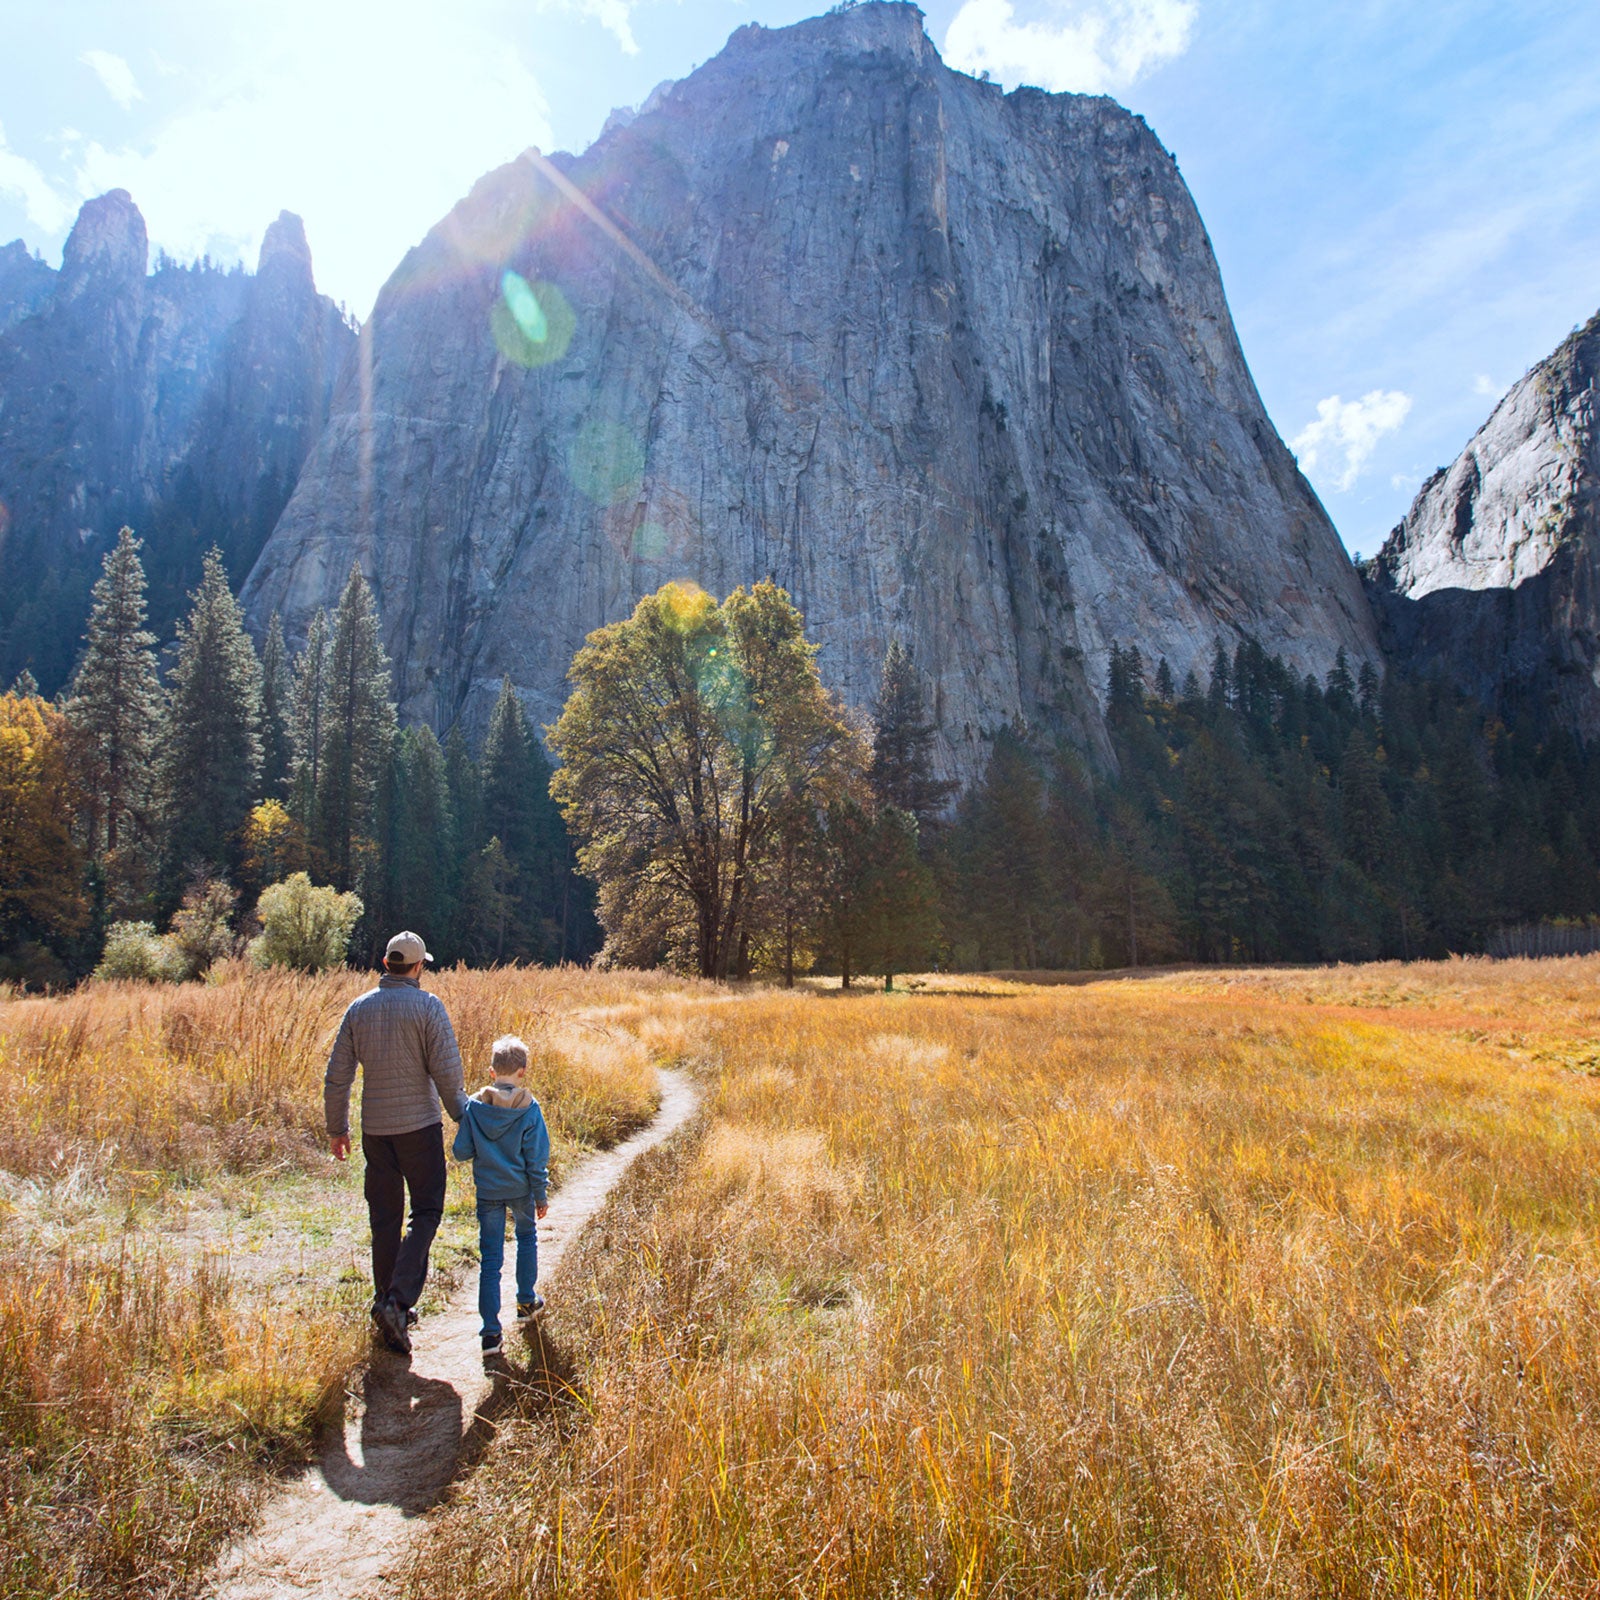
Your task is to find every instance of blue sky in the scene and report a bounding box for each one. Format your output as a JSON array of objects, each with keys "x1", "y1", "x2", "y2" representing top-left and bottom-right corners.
[{"x1": 1, "y1": 0, "x2": 1595, "y2": 556}]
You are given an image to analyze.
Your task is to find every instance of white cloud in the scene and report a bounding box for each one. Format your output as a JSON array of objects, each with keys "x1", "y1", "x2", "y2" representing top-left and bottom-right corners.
[
  {"x1": 73, "y1": 0, "x2": 554, "y2": 316},
  {"x1": 82, "y1": 50, "x2": 143, "y2": 110},
  {"x1": 533, "y1": 0, "x2": 640, "y2": 57},
  {"x1": 0, "y1": 119, "x2": 72, "y2": 234},
  {"x1": 943, "y1": 0, "x2": 1196, "y2": 94},
  {"x1": 1291, "y1": 389, "x2": 1412, "y2": 492},
  {"x1": 1472, "y1": 373, "x2": 1500, "y2": 397}
]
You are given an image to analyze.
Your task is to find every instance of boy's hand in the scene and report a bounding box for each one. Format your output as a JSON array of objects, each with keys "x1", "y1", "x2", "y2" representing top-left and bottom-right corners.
[
  {"x1": 331, "y1": 1135, "x2": 351, "y2": 1162},
  {"x1": 537, "y1": 1204, "x2": 548, "y2": 1220}
]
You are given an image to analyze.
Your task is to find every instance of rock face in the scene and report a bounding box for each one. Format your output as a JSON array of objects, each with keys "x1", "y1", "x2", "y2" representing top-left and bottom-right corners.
[
  {"x1": 242, "y1": 1, "x2": 1377, "y2": 771},
  {"x1": 0, "y1": 240, "x2": 55, "y2": 333},
  {"x1": 0, "y1": 194, "x2": 353, "y2": 691},
  {"x1": 1367, "y1": 311, "x2": 1600, "y2": 734}
]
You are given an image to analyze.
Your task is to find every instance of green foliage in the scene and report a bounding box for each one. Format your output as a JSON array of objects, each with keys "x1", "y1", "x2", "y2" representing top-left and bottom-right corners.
[
  {"x1": 66, "y1": 529, "x2": 165, "y2": 910},
  {"x1": 313, "y1": 568, "x2": 396, "y2": 892},
  {"x1": 94, "y1": 921, "x2": 182, "y2": 983},
  {"x1": 247, "y1": 872, "x2": 363, "y2": 973},
  {"x1": 943, "y1": 640, "x2": 1600, "y2": 969},
  {"x1": 868, "y1": 639, "x2": 955, "y2": 828},
  {"x1": 258, "y1": 611, "x2": 293, "y2": 797},
  {"x1": 159, "y1": 547, "x2": 263, "y2": 884},
  {"x1": 479, "y1": 679, "x2": 573, "y2": 961},
  {"x1": 388, "y1": 724, "x2": 457, "y2": 955},
  {"x1": 287, "y1": 607, "x2": 330, "y2": 835},
  {"x1": 550, "y1": 580, "x2": 865, "y2": 979},
  {"x1": 166, "y1": 878, "x2": 239, "y2": 980},
  {"x1": 819, "y1": 801, "x2": 937, "y2": 988}
]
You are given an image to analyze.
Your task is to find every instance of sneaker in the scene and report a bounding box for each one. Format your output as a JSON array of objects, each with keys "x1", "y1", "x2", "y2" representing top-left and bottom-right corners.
[
  {"x1": 405, "y1": 1308, "x2": 419, "y2": 1328},
  {"x1": 481, "y1": 1330, "x2": 503, "y2": 1352},
  {"x1": 517, "y1": 1295, "x2": 546, "y2": 1320},
  {"x1": 372, "y1": 1294, "x2": 412, "y2": 1355}
]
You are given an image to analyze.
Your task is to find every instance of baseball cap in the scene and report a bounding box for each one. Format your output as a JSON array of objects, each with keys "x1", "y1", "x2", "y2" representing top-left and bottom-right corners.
[{"x1": 385, "y1": 930, "x2": 433, "y2": 965}]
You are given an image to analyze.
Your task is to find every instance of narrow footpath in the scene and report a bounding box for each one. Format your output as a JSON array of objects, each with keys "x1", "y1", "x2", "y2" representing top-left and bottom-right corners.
[{"x1": 205, "y1": 1066, "x2": 700, "y2": 1600}]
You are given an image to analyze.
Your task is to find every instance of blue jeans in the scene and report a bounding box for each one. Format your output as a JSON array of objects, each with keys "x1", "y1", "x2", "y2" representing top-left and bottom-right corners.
[{"x1": 476, "y1": 1194, "x2": 539, "y2": 1336}]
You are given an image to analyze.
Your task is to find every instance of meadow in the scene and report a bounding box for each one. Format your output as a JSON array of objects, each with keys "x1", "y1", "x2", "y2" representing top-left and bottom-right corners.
[
  {"x1": 0, "y1": 964, "x2": 673, "y2": 1598},
  {"x1": 3, "y1": 957, "x2": 1599, "y2": 1597}
]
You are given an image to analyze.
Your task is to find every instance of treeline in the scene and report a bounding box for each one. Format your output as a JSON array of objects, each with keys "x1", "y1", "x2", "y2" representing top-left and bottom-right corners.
[
  {"x1": 7, "y1": 545, "x2": 1599, "y2": 987},
  {"x1": 0, "y1": 530, "x2": 595, "y2": 985},
  {"x1": 942, "y1": 640, "x2": 1600, "y2": 967}
]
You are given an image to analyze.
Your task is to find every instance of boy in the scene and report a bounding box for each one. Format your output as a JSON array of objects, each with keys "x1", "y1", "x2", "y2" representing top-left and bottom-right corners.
[{"x1": 451, "y1": 1034, "x2": 551, "y2": 1352}]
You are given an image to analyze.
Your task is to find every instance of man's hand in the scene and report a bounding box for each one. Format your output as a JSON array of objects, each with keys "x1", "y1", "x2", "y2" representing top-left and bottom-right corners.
[
  {"x1": 537, "y1": 1203, "x2": 549, "y2": 1220},
  {"x1": 331, "y1": 1135, "x2": 351, "y2": 1162}
]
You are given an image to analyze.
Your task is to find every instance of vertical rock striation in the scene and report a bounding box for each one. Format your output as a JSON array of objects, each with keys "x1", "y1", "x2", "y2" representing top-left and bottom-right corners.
[
  {"x1": 0, "y1": 193, "x2": 353, "y2": 690},
  {"x1": 243, "y1": 1, "x2": 1376, "y2": 772},
  {"x1": 1367, "y1": 311, "x2": 1600, "y2": 734}
]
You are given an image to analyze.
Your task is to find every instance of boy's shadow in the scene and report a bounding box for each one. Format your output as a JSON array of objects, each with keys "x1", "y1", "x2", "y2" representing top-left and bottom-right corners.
[{"x1": 318, "y1": 1324, "x2": 583, "y2": 1515}]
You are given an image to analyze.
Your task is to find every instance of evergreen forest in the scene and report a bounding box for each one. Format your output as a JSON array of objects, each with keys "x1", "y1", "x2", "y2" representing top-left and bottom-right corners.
[{"x1": 3, "y1": 531, "x2": 1598, "y2": 987}]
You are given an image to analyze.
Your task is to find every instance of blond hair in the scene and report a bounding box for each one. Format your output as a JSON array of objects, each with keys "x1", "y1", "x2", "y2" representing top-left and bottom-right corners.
[{"x1": 491, "y1": 1034, "x2": 529, "y2": 1077}]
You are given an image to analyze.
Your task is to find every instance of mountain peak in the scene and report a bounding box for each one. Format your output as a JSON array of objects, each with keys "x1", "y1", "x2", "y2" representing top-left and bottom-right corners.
[
  {"x1": 61, "y1": 190, "x2": 148, "y2": 291},
  {"x1": 257, "y1": 210, "x2": 316, "y2": 294}
]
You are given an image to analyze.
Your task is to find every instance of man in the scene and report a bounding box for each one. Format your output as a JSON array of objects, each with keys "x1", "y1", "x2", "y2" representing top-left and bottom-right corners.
[{"x1": 326, "y1": 930, "x2": 467, "y2": 1355}]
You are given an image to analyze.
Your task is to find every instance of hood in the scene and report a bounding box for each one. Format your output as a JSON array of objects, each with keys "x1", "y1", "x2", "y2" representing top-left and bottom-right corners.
[
  {"x1": 475, "y1": 1082, "x2": 533, "y2": 1109},
  {"x1": 466, "y1": 1097, "x2": 532, "y2": 1142}
]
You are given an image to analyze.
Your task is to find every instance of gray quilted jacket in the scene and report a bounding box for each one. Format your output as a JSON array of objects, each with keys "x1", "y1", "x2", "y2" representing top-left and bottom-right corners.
[{"x1": 324, "y1": 975, "x2": 468, "y2": 1138}]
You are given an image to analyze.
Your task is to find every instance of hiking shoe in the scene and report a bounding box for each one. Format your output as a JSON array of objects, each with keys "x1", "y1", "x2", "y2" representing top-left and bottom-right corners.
[
  {"x1": 481, "y1": 1331, "x2": 503, "y2": 1352},
  {"x1": 517, "y1": 1295, "x2": 546, "y2": 1320},
  {"x1": 372, "y1": 1294, "x2": 412, "y2": 1355}
]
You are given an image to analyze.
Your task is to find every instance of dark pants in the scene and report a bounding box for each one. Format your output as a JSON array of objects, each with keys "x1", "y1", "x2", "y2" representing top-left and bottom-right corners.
[{"x1": 362, "y1": 1123, "x2": 446, "y2": 1311}]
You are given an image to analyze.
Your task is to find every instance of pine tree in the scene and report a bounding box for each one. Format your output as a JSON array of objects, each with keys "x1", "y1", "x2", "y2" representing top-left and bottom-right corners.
[
  {"x1": 855, "y1": 807, "x2": 938, "y2": 989},
  {"x1": 66, "y1": 528, "x2": 164, "y2": 909},
  {"x1": 314, "y1": 567, "x2": 397, "y2": 892},
  {"x1": 288, "y1": 608, "x2": 330, "y2": 841},
  {"x1": 868, "y1": 639, "x2": 956, "y2": 828},
  {"x1": 160, "y1": 547, "x2": 264, "y2": 882},
  {"x1": 392, "y1": 724, "x2": 456, "y2": 957},
  {"x1": 955, "y1": 728, "x2": 1050, "y2": 968},
  {"x1": 443, "y1": 723, "x2": 484, "y2": 957},
  {"x1": 259, "y1": 611, "x2": 293, "y2": 797},
  {"x1": 481, "y1": 677, "x2": 570, "y2": 962}
]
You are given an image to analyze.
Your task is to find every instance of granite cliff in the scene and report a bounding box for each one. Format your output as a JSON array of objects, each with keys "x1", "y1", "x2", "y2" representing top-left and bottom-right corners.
[
  {"x1": 242, "y1": 1, "x2": 1377, "y2": 772},
  {"x1": 0, "y1": 192, "x2": 353, "y2": 690},
  {"x1": 1367, "y1": 311, "x2": 1600, "y2": 735}
]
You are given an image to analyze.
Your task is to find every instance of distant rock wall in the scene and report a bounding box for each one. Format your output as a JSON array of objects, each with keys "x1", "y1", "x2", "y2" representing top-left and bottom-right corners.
[
  {"x1": 0, "y1": 192, "x2": 353, "y2": 690},
  {"x1": 1367, "y1": 312, "x2": 1600, "y2": 734},
  {"x1": 242, "y1": 1, "x2": 1377, "y2": 773}
]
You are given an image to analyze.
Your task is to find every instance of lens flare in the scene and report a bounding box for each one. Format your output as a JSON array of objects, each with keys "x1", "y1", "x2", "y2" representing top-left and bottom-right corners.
[
  {"x1": 490, "y1": 273, "x2": 575, "y2": 368},
  {"x1": 633, "y1": 521, "x2": 670, "y2": 561},
  {"x1": 502, "y1": 270, "x2": 547, "y2": 342},
  {"x1": 569, "y1": 421, "x2": 645, "y2": 505}
]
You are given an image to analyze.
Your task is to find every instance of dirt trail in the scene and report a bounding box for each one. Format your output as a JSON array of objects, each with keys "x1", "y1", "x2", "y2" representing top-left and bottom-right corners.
[{"x1": 205, "y1": 1067, "x2": 699, "y2": 1600}]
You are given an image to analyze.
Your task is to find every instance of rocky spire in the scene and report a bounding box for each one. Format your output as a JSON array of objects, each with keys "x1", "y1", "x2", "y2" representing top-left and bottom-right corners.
[{"x1": 60, "y1": 190, "x2": 148, "y2": 298}]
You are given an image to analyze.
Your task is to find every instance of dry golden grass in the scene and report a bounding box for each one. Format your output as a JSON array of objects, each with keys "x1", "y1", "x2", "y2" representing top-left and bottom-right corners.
[
  {"x1": 0, "y1": 962, "x2": 688, "y2": 1599},
  {"x1": 409, "y1": 957, "x2": 1600, "y2": 1600}
]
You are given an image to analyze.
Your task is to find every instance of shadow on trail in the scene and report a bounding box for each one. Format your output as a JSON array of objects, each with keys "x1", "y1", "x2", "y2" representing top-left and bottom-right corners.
[{"x1": 317, "y1": 1324, "x2": 585, "y2": 1516}]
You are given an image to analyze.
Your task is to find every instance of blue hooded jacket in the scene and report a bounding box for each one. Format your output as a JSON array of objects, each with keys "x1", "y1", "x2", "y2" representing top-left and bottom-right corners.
[{"x1": 451, "y1": 1086, "x2": 551, "y2": 1204}]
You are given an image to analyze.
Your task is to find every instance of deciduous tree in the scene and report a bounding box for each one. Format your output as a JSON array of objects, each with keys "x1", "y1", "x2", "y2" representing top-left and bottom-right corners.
[{"x1": 550, "y1": 581, "x2": 863, "y2": 979}]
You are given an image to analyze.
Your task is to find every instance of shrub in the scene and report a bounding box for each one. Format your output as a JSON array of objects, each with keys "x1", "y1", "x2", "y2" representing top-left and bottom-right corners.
[
  {"x1": 94, "y1": 921, "x2": 181, "y2": 982},
  {"x1": 167, "y1": 878, "x2": 239, "y2": 980},
  {"x1": 247, "y1": 873, "x2": 363, "y2": 973}
]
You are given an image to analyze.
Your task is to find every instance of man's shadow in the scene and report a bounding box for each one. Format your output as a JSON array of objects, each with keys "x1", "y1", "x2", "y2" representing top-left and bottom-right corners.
[{"x1": 318, "y1": 1324, "x2": 582, "y2": 1515}]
